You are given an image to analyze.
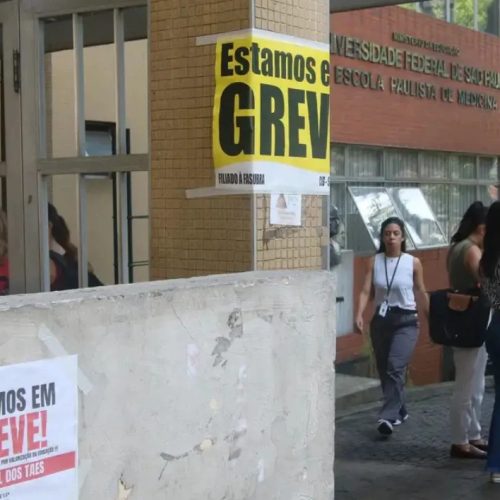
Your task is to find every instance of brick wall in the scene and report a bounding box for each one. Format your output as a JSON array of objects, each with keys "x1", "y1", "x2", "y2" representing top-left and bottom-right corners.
[
  {"x1": 150, "y1": 0, "x2": 331, "y2": 277},
  {"x1": 255, "y1": 0, "x2": 329, "y2": 270},
  {"x1": 337, "y1": 248, "x2": 448, "y2": 385},
  {"x1": 331, "y1": 7, "x2": 500, "y2": 155},
  {"x1": 149, "y1": 0, "x2": 252, "y2": 279}
]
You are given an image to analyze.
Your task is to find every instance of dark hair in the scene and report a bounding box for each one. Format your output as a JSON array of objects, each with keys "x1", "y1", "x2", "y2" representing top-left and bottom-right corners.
[
  {"x1": 450, "y1": 201, "x2": 488, "y2": 244},
  {"x1": 377, "y1": 217, "x2": 406, "y2": 254},
  {"x1": 480, "y1": 201, "x2": 500, "y2": 278},
  {"x1": 48, "y1": 203, "x2": 59, "y2": 226},
  {"x1": 48, "y1": 203, "x2": 78, "y2": 263}
]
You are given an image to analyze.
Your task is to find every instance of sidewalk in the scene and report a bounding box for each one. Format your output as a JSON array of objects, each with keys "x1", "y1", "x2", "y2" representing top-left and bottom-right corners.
[{"x1": 335, "y1": 382, "x2": 497, "y2": 500}]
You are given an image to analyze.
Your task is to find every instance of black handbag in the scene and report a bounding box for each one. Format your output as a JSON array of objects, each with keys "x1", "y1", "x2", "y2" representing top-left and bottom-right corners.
[{"x1": 429, "y1": 288, "x2": 490, "y2": 348}]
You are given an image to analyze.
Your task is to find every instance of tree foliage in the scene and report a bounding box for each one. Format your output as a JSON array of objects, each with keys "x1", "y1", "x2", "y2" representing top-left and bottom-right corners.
[{"x1": 400, "y1": 0, "x2": 497, "y2": 32}]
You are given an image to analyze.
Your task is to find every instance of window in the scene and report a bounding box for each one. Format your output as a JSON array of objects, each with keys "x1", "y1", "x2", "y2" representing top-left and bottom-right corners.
[
  {"x1": 401, "y1": 1, "x2": 447, "y2": 20},
  {"x1": 450, "y1": 155, "x2": 476, "y2": 180},
  {"x1": 331, "y1": 145, "x2": 345, "y2": 177},
  {"x1": 386, "y1": 149, "x2": 419, "y2": 180},
  {"x1": 479, "y1": 0, "x2": 499, "y2": 33},
  {"x1": 349, "y1": 187, "x2": 403, "y2": 250},
  {"x1": 401, "y1": 0, "x2": 500, "y2": 35},
  {"x1": 349, "y1": 186, "x2": 446, "y2": 250},
  {"x1": 347, "y1": 148, "x2": 382, "y2": 178},
  {"x1": 331, "y1": 144, "x2": 499, "y2": 254},
  {"x1": 479, "y1": 157, "x2": 499, "y2": 180},
  {"x1": 420, "y1": 152, "x2": 448, "y2": 179},
  {"x1": 454, "y1": 0, "x2": 475, "y2": 28}
]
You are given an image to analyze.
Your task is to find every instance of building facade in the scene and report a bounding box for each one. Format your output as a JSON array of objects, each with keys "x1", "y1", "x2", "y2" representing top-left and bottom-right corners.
[{"x1": 332, "y1": 4, "x2": 500, "y2": 383}]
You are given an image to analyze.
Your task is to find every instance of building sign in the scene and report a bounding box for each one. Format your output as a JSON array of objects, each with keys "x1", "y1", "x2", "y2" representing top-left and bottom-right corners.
[
  {"x1": 0, "y1": 356, "x2": 78, "y2": 500},
  {"x1": 213, "y1": 30, "x2": 331, "y2": 194},
  {"x1": 392, "y1": 32, "x2": 460, "y2": 57},
  {"x1": 331, "y1": 32, "x2": 499, "y2": 111}
]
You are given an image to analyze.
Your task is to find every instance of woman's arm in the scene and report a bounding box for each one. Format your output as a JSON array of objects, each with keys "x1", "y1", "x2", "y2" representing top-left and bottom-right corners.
[
  {"x1": 413, "y1": 257, "x2": 429, "y2": 317},
  {"x1": 464, "y1": 245, "x2": 482, "y2": 284},
  {"x1": 355, "y1": 257, "x2": 374, "y2": 334}
]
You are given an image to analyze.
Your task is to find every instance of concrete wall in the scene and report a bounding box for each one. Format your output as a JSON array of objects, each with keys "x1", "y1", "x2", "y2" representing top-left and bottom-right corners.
[{"x1": 0, "y1": 271, "x2": 335, "y2": 499}]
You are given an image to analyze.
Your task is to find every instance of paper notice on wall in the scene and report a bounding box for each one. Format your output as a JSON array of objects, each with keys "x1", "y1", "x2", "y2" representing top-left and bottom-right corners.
[
  {"x1": 0, "y1": 356, "x2": 78, "y2": 500},
  {"x1": 270, "y1": 194, "x2": 302, "y2": 226}
]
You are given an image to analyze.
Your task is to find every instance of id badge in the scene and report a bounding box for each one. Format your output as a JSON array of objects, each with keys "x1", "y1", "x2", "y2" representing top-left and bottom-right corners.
[{"x1": 379, "y1": 301, "x2": 388, "y2": 318}]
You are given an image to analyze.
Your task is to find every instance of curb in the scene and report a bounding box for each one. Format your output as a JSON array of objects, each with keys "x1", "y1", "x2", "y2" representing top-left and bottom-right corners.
[
  {"x1": 335, "y1": 383, "x2": 380, "y2": 413},
  {"x1": 335, "y1": 375, "x2": 494, "y2": 421}
]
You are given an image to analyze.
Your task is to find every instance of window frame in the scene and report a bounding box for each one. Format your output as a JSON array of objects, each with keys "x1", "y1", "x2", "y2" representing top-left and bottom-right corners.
[{"x1": 330, "y1": 143, "x2": 499, "y2": 255}]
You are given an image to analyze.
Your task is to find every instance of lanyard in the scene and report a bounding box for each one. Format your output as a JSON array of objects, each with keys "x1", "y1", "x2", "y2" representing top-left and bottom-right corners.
[{"x1": 384, "y1": 254, "x2": 402, "y2": 300}]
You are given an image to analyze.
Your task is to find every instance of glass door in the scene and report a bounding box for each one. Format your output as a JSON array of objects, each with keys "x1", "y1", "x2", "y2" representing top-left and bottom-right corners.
[
  {"x1": 0, "y1": 1, "x2": 24, "y2": 294},
  {"x1": 18, "y1": 0, "x2": 149, "y2": 292}
]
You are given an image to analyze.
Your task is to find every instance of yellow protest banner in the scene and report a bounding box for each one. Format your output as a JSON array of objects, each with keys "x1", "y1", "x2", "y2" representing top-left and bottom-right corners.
[{"x1": 213, "y1": 30, "x2": 331, "y2": 194}]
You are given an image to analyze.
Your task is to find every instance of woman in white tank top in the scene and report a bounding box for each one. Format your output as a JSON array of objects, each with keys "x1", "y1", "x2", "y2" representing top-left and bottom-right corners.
[{"x1": 355, "y1": 217, "x2": 429, "y2": 436}]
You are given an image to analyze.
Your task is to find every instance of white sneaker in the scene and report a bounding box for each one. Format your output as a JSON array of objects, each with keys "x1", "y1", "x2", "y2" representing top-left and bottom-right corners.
[
  {"x1": 392, "y1": 413, "x2": 409, "y2": 427},
  {"x1": 377, "y1": 419, "x2": 393, "y2": 436},
  {"x1": 491, "y1": 472, "x2": 500, "y2": 484}
]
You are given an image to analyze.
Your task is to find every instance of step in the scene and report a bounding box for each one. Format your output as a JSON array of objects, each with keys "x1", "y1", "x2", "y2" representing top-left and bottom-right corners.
[{"x1": 335, "y1": 374, "x2": 380, "y2": 412}]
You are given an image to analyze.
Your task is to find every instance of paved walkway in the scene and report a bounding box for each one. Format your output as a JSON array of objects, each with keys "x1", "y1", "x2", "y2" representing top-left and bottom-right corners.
[{"x1": 335, "y1": 384, "x2": 498, "y2": 500}]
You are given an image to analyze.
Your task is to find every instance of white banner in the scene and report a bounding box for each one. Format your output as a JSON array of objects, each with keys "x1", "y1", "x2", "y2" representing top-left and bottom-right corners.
[{"x1": 0, "y1": 356, "x2": 78, "y2": 500}]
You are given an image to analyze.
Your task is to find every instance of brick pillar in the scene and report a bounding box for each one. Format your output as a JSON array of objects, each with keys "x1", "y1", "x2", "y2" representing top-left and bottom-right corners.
[{"x1": 150, "y1": 0, "x2": 330, "y2": 278}]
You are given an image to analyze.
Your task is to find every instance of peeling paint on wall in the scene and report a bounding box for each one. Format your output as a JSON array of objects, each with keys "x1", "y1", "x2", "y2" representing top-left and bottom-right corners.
[
  {"x1": 186, "y1": 343, "x2": 200, "y2": 377},
  {"x1": 211, "y1": 308, "x2": 244, "y2": 367},
  {"x1": 117, "y1": 477, "x2": 133, "y2": 499},
  {"x1": 257, "y1": 459, "x2": 265, "y2": 482}
]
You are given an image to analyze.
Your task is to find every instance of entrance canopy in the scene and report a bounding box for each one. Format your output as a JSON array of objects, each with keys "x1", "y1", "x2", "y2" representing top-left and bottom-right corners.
[{"x1": 331, "y1": 0, "x2": 419, "y2": 12}]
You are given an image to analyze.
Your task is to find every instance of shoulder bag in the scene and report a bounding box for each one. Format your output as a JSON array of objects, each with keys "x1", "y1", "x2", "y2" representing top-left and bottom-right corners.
[{"x1": 429, "y1": 288, "x2": 490, "y2": 348}]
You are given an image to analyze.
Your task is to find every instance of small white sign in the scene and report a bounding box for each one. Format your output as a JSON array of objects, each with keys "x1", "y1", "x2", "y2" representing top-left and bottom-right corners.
[
  {"x1": 0, "y1": 356, "x2": 78, "y2": 500},
  {"x1": 270, "y1": 194, "x2": 302, "y2": 226}
]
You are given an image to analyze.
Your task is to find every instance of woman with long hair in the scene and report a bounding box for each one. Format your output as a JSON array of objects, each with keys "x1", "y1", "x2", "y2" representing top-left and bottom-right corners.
[
  {"x1": 480, "y1": 201, "x2": 500, "y2": 482},
  {"x1": 355, "y1": 217, "x2": 429, "y2": 436},
  {"x1": 48, "y1": 203, "x2": 103, "y2": 290},
  {"x1": 447, "y1": 201, "x2": 489, "y2": 459},
  {"x1": 48, "y1": 203, "x2": 78, "y2": 290}
]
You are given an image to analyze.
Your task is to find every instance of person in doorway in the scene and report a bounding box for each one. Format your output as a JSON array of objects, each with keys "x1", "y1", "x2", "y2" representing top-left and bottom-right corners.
[
  {"x1": 355, "y1": 217, "x2": 429, "y2": 436},
  {"x1": 48, "y1": 203, "x2": 78, "y2": 290},
  {"x1": 480, "y1": 201, "x2": 500, "y2": 483},
  {"x1": 48, "y1": 203, "x2": 103, "y2": 290},
  {"x1": 447, "y1": 201, "x2": 489, "y2": 459},
  {"x1": 0, "y1": 211, "x2": 9, "y2": 295}
]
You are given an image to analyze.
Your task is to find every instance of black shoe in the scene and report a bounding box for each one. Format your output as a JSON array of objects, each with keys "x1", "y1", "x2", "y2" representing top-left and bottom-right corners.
[
  {"x1": 469, "y1": 439, "x2": 488, "y2": 452},
  {"x1": 377, "y1": 419, "x2": 393, "y2": 436}
]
